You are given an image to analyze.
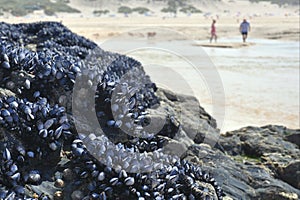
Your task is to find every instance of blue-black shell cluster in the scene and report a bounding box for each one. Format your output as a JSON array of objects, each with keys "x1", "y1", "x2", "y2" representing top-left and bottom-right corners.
[{"x1": 0, "y1": 22, "x2": 224, "y2": 200}]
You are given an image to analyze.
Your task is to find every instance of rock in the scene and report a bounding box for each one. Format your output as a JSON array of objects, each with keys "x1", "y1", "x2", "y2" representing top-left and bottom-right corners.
[
  {"x1": 156, "y1": 88, "x2": 218, "y2": 147},
  {"x1": 220, "y1": 125, "x2": 300, "y2": 159},
  {"x1": 162, "y1": 88, "x2": 178, "y2": 101},
  {"x1": 185, "y1": 144, "x2": 256, "y2": 199},
  {"x1": 185, "y1": 143, "x2": 300, "y2": 199},
  {"x1": 278, "y1": 161, "x2": 300, "y2": 189},
  {"x1": 256, "y1": 189, "x2": 299, "y2": 200},
  {"x1": 285, "y1": 133, "x2": 300, "y2": 148},
  {"x1": 202, "y1": 125, "x2": 300, "y2": 199},
  {"x1": 221, "y1": 126, "x2": 300, "y2": 166},
  {"x1": 71, "y1": 190, "x2": 84, "y2": 200},
  {"x1": 0, "y1": 21, "x2": 223, "y2": 200},
  {"x1": 30, "y1": 181, "x2": 57, "y2": 199}
]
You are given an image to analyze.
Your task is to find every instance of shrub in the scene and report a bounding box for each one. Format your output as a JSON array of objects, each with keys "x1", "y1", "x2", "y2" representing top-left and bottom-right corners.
[
  {"x1": 118, "y1": 6, "x2": 132, "y2": 14},
  {"x1": 93, "y1": 9, "x2": 110, "y2": 16},
  {"x1": 132, "y1": 7, "x2": 150, "y2": 14},
  {"x1": 44, "y1": 9, "x2": 55, "y2": 16},
  {"x1": 0, "y1": 0, "x2": 80, "y2": 16},
  {"x1": 161, "y1": 7, "x2": 176, "y2": 14},
  {"x1": 180, "y1": 5, "x2": 202, "y2": 14}
]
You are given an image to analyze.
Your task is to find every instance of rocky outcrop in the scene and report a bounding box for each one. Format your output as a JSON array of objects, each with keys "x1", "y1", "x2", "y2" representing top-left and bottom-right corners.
[
  {"x1": 220, "y1": 125, "x2": 300, "y2": 190},
  {"x1": 160, "y1": 89, "x2": 300, "y2": 200},
  {"x1": 0, "y1": 22, "x2": 223, "y2": 199}
]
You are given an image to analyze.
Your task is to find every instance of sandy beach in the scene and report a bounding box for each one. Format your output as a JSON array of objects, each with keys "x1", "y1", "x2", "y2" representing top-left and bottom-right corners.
[
  {"x1": 2, "y1": 15, "x2": 299, "y2": 42},
  {"x1": 1, "y1": 1, "x2": 299, "y2": 133}
]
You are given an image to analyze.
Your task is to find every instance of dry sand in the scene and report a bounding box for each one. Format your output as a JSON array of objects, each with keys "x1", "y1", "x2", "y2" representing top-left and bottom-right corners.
[{"x1": 1, "y1": 15, "x2": 299, "y2": 42}]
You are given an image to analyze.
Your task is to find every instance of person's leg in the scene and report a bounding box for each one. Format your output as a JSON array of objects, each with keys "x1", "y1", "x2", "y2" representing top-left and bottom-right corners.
[
  {"x1": 242, "y1": 33, "x2": 248, "y2": 42},
  {"x1": 214, "y1": 34, "x2": 217, "y2": 43}
]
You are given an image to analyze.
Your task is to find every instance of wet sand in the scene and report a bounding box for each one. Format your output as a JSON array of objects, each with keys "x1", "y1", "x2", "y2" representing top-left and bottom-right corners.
[
  {"x1": 100, "y1": 37, "x2": 299, "y2": 132},
  {"x1": 194, "y1": 42, "x2": 255, "y2": 48}
]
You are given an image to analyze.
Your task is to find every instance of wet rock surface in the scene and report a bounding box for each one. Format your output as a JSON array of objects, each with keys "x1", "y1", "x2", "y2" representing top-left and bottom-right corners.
[
  {"x1": 215, "y1": 125, "x2": 300, "y2": 199},
  {"x1": 0, "y1": 21, "x2": 299, "y2": 200}
]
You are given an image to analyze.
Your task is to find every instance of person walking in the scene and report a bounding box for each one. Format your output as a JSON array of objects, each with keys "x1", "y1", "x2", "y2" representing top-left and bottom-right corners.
[
  {"x1": 210, "y1": 19, "x2": 217, "y2": 43},
  {"x1": 240, "y1": 19, "x2": 250, "y2": 42}
]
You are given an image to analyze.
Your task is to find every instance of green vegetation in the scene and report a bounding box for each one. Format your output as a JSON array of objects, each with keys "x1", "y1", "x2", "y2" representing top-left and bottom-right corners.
[
  {"x1": 132, "y1": 7, "x2": 150, "y2": 14},
  {"x1": 161, "y1": 0, "x2": 184, "y2": 14},
  {"x1": 118, "y1": 6, "x2": 132, "y2": 14},
  {"x1": 0, "y1": 0, "x2": 80, "y2": 16},
  {"x1": 161, "y1": 7, "x2": 176, "y2": 14},
  {"x1": 118, "y1": 6, "x2": 151, "y2": 15},
  {"x1": 93, "y1": 9, "x2": 110, "y2": 16},
  {"x1": 161, "y1": 0, "x2": 201, "y2": 15},
  {"x1": 249, "y1": 0, "x2": 299, "y2": 6},
  {"x1": 179, "y1": 5, "x2": 202, "y2": 14}
]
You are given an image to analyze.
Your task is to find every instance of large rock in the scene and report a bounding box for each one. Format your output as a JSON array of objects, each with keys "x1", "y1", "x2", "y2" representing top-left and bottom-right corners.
[
  {"x1": 184, "y1": 143, "x2": 300, "y2": 200},
  {"x1": 220, "y1": 125, "x2": 300, "y2": 158},
  {"x1": 278, "y1": 161, "x2": 300, "y2": 189},
  {"x1": 0, "y1": 22, "x2": 222, "y2": 200},
  {"x1": 156, "y1": 88, "x2": 219, "y2": 147},
  {"x1": 201, "y1": 125, "x2": 300, "y2": 199},
  {"x1": 159, "y1": 92, "x2": 300, "y2": 199}
]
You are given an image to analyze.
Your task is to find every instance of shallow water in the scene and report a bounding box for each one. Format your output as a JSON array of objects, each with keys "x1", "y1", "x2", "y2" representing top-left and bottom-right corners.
[
  {"x1": 202, "y1": 37, "x2": 299, "y2": 131},
  {"x1": 99, "y1": 37, "x2": 300, "y2": 132}
]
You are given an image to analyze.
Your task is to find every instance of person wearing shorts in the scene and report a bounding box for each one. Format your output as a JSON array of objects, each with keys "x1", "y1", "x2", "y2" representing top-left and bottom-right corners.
[
  {"x1": 240, "y1": 19, "x2": 251, "y2": 42},
  {"x1": 210, "y1": 20, "x2": 217, "y2": 43}
]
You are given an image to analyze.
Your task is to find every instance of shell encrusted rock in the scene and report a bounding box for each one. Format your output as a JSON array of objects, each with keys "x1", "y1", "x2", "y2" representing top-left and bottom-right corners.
[{"x1": 0, "y1": 22, "x2": 224, "y2": 200}]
